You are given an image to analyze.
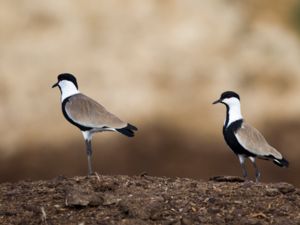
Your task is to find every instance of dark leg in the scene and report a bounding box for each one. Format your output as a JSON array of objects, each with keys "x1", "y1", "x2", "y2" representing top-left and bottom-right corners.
[
  {"x1": 249, "y1": 157, "x2": 260, "y2": 182},
  {"x1": 238, "y1": 155, "x2": 247, "y2": 179},
  {"x1": 85, "y1": 139, "x2": 93, "y2": 176}
]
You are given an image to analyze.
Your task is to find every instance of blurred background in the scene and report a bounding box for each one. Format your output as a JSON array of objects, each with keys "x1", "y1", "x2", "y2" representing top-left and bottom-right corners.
[{"x1": 1, "y1": 0, "x2": 300, "y2": 185}]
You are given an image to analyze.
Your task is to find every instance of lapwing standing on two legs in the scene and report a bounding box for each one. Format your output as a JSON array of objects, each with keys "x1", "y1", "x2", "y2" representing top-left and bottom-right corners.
[
  {"x1": 52, "y1": 73, "x2": 137, "y2": 175},
  {"x1": 213, "y1": 91, "x2": 289, "y2": 182}
]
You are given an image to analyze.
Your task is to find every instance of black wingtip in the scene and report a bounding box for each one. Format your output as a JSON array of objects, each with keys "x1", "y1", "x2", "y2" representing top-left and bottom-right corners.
[
  {"x1": 116, "y1": 123, "x2": 138, "y2": 137},
  {"x1": 273, "y1": 157, "x2": 289, "y2": 168},
  {"x1": 127, "y1": 123, "x2": 138, "y2": 131}
]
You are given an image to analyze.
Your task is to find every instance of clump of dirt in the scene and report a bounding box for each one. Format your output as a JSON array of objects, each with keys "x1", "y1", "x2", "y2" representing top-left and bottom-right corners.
[{"x1": 0, "y1": 175, "x2": 299, "y2": 225}]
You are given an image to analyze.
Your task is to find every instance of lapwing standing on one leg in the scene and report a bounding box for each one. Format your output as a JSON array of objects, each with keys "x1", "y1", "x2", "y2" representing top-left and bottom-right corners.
[
  {"x1": 213, "y1": 91, "x2": 289, "y2": 182},
  {"x1": 52, "y1": 73, "x2": 137, "y2": 175}
]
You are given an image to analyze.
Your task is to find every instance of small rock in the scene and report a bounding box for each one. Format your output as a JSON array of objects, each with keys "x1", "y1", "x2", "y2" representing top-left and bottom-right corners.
[
  {"x1": 103, "y1": 194, "x2": 122, "y2": 206},
  {"x1": 276, "y1": 183, "x2": 295, "y2": 194},
  {"x1": 65, "y1": 186, "x2": 103, "y2": 207},
  {"x1": 265, "y1": 188, "x2": 280, "y2": 197}
]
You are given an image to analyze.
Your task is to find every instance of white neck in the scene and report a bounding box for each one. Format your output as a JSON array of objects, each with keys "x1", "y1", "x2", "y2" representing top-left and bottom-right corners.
[
  {"x1": 223, "y1": 97, "x2": 243, "y2": 127},
  {"x1": 59, "y1": 80, "x2": 80, "y2": 102}
]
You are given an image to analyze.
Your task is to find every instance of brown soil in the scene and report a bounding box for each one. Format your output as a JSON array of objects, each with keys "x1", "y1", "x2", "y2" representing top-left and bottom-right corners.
[{"x1": 0, "y1": 175, "x2": 299, "y2": 225}]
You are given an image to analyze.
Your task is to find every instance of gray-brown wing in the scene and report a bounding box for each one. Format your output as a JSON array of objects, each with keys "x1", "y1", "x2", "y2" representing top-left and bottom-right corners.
[
  {"x1": 235, "y1": 122, "x2": 282, "y2": 159},
  {"x1": 65, "y1": 94, "x2": 127, "y2": 129}
]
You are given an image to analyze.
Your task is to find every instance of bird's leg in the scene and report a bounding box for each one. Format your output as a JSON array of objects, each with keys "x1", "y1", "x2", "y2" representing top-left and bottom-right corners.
[
  {"x1": 249, "y1": 157, "x2": 260, "y2": 182},
  {"x1": 241, "y1": 163, "x2": 248, "y2": 179},
  {"x1": 85, "y1": 139, "x2": 93, "y2": 176},
  {"x1": 238, "y1": 155, "x2": 248, "y2": 179}
]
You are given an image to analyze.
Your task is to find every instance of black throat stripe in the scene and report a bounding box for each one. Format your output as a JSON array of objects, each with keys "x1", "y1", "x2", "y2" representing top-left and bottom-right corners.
[
  {"x1": 223, "y1": 119, "x2": 256, "y2": 157},
  {"x1": 224, "y1": 104, "x2": 230, "y2": 128}
]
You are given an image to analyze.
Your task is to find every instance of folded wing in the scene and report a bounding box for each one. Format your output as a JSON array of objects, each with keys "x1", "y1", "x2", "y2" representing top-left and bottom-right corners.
[
  {"x1": 65, "y1": 94, "x2": 127, "y2": 129},
  {"x1": 235, "y1": 123, "x2": 282, "y2": 160}
]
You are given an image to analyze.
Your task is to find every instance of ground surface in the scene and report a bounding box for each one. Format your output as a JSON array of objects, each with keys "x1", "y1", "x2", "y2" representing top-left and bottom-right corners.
[{"x1": 0, "y1": 175, "x2": 299, "y2": 225}]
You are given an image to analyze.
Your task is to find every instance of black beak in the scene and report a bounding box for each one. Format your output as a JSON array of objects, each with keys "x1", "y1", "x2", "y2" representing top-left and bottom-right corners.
[
  {"x1": 213, "y1": 99, "x2": 221, "y2": 104},
  {"x1": 52, "y1": 82, "x2": 58, "y2": 88}
]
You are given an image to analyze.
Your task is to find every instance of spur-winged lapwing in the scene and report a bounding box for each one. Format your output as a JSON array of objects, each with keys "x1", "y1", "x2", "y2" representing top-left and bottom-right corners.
[
  {"x1": 52, "y1": 73, "x2": 137, "y2": 175},
  {"x1": 213, "y1": 91, "x2": 288, "y2": 182}
]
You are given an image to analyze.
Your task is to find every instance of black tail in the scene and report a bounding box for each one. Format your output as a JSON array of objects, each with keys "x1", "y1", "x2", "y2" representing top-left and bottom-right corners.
[
  {"x1": 273, "y1": 157, "x2": 289, "y2": 168},
  {"x1": 116, "y1": 123, "x2": 138, "y2": 137}
]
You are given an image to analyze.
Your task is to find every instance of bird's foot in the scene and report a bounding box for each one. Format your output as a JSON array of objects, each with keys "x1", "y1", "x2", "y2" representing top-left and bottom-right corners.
[
  {"x1": 87, "y1": 171, "x2": 96, "y2": 177},
  {"x1": 255, "y1": 173, "x2": 261, "y2": 183},
  {"x1": 87, "y1": 171, "x2": 101, "y2": 181}
]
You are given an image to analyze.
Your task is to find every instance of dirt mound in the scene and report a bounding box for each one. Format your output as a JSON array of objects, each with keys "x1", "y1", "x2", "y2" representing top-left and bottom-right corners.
[{"x1": 0, "y1": 175, "x2": 299, "y2": 225}]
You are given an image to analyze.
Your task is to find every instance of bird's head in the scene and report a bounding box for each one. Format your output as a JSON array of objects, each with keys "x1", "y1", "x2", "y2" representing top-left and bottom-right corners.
[
  {"x1": 213, "y1": 91, "x2": 240, "y2": 107},
  {"x1": 52, "y1": 73, "x2": 78, "y2": 90}
]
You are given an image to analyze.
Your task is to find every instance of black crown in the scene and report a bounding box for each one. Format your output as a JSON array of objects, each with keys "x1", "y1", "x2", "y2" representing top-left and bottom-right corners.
[{"x1": 57, "y1": 73, "x2": 78, "y2": 88}]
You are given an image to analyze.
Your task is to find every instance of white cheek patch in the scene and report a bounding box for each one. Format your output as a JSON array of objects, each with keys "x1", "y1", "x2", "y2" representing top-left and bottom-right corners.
[
  {"x1": 223, "y1": 97, "x2": 243, "y2": 127},
  {"x1": 59, "y1": 80, "x2": 80, "y2": 102},
  {"x1": 222, "y1": 97, "x2": 240, "y2": 106}
]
